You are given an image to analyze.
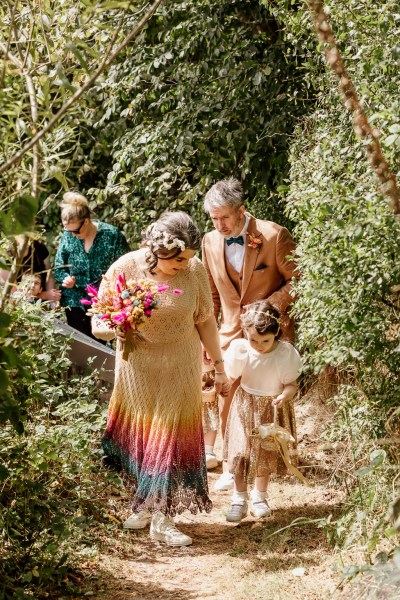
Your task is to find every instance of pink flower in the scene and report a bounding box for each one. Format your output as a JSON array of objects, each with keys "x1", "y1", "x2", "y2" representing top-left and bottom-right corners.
[
  {"x1": 144, "y1": 310, "x2": 152, "y2": 316},
  {"x1": 157, "y1": 284, "x2": 169, "y2": 292},
  {"x1": 86, "y1": 285, "x2": 98, "y2": 297},
  {"x1": 80, "y1": 298, "x2": 92, "y2": 305},
  {"x1": 113, "y1": 298, "x2": 123, "y2": 309},
  {"x1": 173, "y1": 289, "x2": 183, "y2": 295},
  {"x1": 116, "y1": 282, "x2": 122, "y2": 294},
  {"x1": 100, "y1": 314, "x2": 111, "y2": 320},
  {"x1": 112, "y1": 312, "x2": 127, "y2": 324},
  {"x1": 117, "y1": 273, "x2": 126, "y2": 287}
]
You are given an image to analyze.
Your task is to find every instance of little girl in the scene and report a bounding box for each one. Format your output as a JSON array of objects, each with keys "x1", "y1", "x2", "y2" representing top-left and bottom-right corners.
[{"x1": 223, "y1": 300, "x2": 302, "y2": 522}]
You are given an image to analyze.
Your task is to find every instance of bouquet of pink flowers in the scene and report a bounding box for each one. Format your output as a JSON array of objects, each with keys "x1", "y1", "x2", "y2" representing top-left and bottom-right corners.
[{"x1": 81, "y1": 273, "x2": 168, "y2": 359}]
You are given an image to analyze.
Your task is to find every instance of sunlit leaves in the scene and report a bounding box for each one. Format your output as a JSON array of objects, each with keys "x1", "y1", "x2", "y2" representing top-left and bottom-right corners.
[{"x1": 84, "y1": 0, "x2": 313, "y2": 239}]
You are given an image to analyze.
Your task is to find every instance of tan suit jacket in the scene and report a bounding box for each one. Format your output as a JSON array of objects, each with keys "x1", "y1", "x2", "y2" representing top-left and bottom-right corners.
[{"x1": 202, "y1": 213, "x2": 297, "y2": 349}]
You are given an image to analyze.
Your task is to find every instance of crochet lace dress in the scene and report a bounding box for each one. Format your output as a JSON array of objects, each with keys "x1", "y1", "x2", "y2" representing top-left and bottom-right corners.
[{"x1": 92, "y1": 250, "x2": 213, "y2": 516}]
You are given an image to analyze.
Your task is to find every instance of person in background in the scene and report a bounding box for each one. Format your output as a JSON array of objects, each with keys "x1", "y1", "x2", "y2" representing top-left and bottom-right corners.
[
  {"x1": 22, "y1": 273, "x2": 44, "y2": 303},
  {"x1": 201, "y1": 178, "x2": 298, "y2": 491},
  {"x1": 1, "y1": 235, "x2": 61, "y2": 302},
  {"x1": 223, "y1": 301, "x2": 301, "y2": 522},
  {"x1": 54, "y1": 191, "x2": 130, "y2": 337}
]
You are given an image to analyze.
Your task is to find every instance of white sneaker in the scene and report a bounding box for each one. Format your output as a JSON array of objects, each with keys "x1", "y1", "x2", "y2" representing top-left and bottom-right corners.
[
  {"x1": 213, "y1": 472, "x2": 234, "y2": 491},
  {"x1": 226, "y1": 501, "x2": 248, "y2": 523},
  {"x1": 251, "y1": 500, "x2": 272, "y2": 519},
  {"x1": 206, "y1": 452, "x2": 218, "y2": 470},
  {"x1": 150, "y1": 513, "x2": 192, "y2": 546},
  {"x1": 123, "y1": 509, "x2": 152, "y2": 529}
]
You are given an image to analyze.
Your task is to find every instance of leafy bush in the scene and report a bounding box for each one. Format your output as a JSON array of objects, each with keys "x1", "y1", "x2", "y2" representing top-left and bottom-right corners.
[
  {"x1": 268, "y1": 0, "x2": 400, "y2": 565},
  {"x1": 79, "y1": 0, "x2": 314, "y2": 239},
  {"x1": 0, "y1": 304, "x2": 113, "y2": 599}
]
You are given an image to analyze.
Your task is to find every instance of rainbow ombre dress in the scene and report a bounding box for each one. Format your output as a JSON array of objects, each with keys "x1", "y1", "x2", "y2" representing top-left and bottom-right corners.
[{"x1": 93, "y1": 250, "x2": 213, "y2": 516}]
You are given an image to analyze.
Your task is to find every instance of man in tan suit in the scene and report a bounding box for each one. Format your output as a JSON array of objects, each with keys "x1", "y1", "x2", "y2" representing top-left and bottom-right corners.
[{"x1": 201, "y1": 178, "x2": 297, "y2": 489}]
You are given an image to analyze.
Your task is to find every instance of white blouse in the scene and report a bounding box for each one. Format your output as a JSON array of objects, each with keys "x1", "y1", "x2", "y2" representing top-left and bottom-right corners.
[{"x1": 224, "y1": 338, "x2": 302, "y2": 397}]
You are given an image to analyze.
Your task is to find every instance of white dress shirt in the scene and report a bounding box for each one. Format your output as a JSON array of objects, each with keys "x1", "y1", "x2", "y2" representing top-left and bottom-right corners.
[{"x1": 224, "y1": 214, "x2": 250, "y2": 272}]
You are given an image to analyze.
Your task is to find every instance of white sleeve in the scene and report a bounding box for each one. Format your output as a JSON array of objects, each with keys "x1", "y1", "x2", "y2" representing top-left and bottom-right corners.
[
  {"x1": 280, "y1": 344, "x2": 302, "y2": 384},
  {"x1": 224, "y1": 339, "x2": 249, "y2": 380}
]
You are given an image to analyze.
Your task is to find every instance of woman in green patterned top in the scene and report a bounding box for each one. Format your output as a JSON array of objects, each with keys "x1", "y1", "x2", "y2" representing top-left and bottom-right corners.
[{"x1": 54, "y1": 191, "x2": 130, "y2": 337}]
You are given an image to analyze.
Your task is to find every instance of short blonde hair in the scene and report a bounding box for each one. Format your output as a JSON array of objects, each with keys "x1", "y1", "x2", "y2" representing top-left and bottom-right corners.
[{"x1": 59, "y1": 191, "x2": 91, "y2": 223}]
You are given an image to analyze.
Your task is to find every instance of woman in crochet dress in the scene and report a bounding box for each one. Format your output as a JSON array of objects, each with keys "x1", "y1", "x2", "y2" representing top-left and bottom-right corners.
[{"x1": 92, "y1": 211, "x2": 230, "y2": 547}]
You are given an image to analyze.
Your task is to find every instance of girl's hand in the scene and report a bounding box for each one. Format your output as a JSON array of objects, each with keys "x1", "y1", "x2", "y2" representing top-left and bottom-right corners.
[
  {"x1": 62, "y1": 275, "x2": 76, "y2": 289},
  {"x1": 214, "y1": 372, "x2": 231, "y2": 397},
  {"x1": 272, "y1": 394, "x2": 285, "y2": 407}
]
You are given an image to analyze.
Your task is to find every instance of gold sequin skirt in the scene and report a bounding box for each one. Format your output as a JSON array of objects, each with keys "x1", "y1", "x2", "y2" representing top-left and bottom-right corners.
[
  {"x1": 223, "y1": 385, "x2": 297, "y2": 484},
  {"x1": 201, "y1": 368, "x2": 220, "y2": 434}
]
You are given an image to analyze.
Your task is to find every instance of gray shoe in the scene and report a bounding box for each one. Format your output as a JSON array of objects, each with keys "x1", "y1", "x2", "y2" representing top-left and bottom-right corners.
[
  {"x1": 251, "y1": 500, "x2": 272, "y2": 519},
  {"x1": 226, "y1": 501, "x2": 248, "y2": 523}
]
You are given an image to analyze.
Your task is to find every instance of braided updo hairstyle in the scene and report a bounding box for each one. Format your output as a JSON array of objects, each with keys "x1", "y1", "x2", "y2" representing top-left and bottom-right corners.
[
  {"x1": 240, "y1": 300, "x2": 282, "y2": 338},
  {"x1": 142, "y1": 211, "x2": 201, "y2": 274},
  {"x1": 58, "y1": 191, "x2": 92, "y2": 224}
]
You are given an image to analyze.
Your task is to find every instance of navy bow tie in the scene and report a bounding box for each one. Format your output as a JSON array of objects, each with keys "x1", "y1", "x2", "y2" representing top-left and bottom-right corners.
[{"x1": 226, "y1": 235, "x2": 244, "y2": 246}]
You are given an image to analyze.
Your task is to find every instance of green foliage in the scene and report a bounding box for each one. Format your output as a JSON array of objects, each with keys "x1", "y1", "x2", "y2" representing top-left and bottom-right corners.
[
  {"x1": 0, "y1": 0, "x2": 144, "y2": 231},
  {"x1": 80, "y1": 0, "x2": 313, "y2": 239},
  {"x1": 0, "y1": 304, "x2": 114, "y2": 599},
  {"x1": 267, "y1": 0, "x2": 400, "y2": 568}
]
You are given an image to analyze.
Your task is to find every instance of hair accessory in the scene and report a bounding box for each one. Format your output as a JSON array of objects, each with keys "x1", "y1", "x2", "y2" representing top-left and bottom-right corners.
[
  {"x1": 151, "y1": 227, "x2": 186, "y2": 252},
  {"x1": 253, "y1": 310, "x2": 280, "y2": 322}
]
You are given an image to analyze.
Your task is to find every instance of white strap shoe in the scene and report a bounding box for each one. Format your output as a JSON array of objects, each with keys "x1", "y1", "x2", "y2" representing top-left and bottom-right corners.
[
  {"x1": 226, "y1": 501, "x2": 248, "y2": 523},
  {"x1": 251, "y1": 500, "x2": 272, "y2": 519}
]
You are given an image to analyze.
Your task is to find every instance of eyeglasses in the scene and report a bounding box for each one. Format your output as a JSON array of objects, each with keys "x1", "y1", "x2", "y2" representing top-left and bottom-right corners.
[{"x1": 64, "y1": 220, "x2": 85, "y2": 234}]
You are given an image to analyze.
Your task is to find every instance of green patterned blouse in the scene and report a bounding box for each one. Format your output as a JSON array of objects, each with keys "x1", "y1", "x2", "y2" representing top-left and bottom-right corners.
[{"x1": 54, "y1": 221, "x2": 130, "y2": 309}]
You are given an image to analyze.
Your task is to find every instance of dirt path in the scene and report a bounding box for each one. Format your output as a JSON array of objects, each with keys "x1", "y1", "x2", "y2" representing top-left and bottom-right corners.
[{"x1": 87, "y1": 394, "x2": 344, "y2": 600}]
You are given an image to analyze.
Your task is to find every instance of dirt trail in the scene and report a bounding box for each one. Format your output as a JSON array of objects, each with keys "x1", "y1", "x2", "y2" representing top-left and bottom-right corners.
[{"x1": 88, "y1": 392, "x2": 344, "y2": 600}]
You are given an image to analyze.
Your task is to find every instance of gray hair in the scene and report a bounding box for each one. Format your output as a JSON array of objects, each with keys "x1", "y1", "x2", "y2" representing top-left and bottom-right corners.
[
  {"x1": 142, "y1": 211, "x2": 201, "y2": 273},
  {"x1": 203, "y1": 178, "x2": 244, "y2": 213}
]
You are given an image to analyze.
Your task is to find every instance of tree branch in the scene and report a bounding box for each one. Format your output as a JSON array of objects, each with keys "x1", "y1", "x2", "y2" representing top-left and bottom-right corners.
[
  {"x1": 0, "y1": 0, "x2": 165, "y2": 176},
  {"x1": 306, "y1": 0, "x2": 400, "y2": 216}
]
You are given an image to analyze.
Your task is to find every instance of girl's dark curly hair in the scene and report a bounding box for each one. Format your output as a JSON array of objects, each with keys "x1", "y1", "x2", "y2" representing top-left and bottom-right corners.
[{"x1": 240, "y1": 300, "x2": 282, "y2": 338}]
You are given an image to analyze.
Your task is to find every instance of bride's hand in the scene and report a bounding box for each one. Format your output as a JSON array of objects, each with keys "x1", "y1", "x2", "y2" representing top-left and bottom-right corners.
[{"x1": 116, "y1": 329, "x2": 126, "y2": 342}]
